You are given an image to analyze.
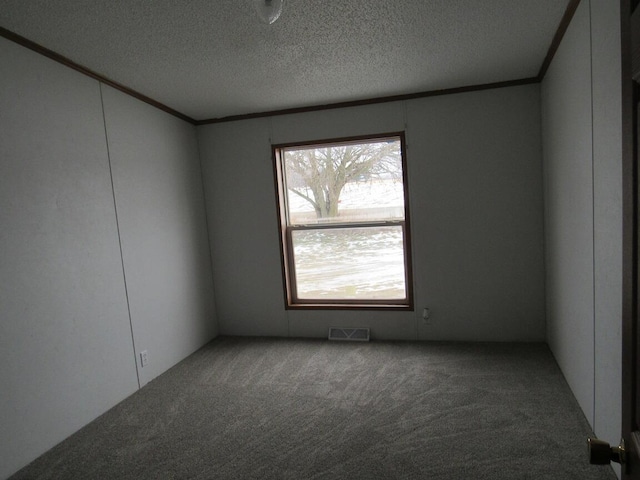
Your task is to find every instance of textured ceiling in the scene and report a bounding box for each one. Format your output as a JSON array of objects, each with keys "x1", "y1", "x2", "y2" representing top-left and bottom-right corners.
[{"x1": 0, "y1": 0, "x2": 570, "y2": 121}]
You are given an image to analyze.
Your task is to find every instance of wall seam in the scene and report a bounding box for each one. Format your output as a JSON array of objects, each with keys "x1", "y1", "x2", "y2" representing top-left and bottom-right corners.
[
  {"x1": 539, "y1": 82, "x2": 549, "y2": 346},
  {"x1": 99, "y1": 83, "x2": 141, "y2": 389},
  {"x1": 588, "y1": 0, "x2": 597, "y2": 431},
  {"x1": 193, "y1": 125, "x2": 220, "y2": 337}
]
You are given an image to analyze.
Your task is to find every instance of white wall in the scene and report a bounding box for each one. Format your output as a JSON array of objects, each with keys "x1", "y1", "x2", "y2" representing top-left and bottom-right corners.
[
  {"x1": 590, "y1": 0, "x2": 623, "y2": 456},
  {"x1": 0, "y1": 38, "x2": 217, "y2": 478},
  {"x1": 542, "y1": 0, "x2": 596, "y2": 423},
  {"x1": 198, "y1": 84, "x2": 546, "y2": 341},
  {"x1": 0, "y1": 37, "x2": 138, "y2": 480},
  {"x1": 541, "y1": 0, "x2": 622, "y2": 475},
  {"x1": 102, "y1": 86, "x2": 218, "y2": 386},
  {"x1": 406, "y1": 86, "x2": 545, "y2": 342}
]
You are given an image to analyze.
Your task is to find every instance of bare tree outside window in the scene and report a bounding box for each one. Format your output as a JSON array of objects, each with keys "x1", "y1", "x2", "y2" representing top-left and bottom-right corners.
[{"x1": 284, "y1": 139, "x2": 404, "y2": 224}]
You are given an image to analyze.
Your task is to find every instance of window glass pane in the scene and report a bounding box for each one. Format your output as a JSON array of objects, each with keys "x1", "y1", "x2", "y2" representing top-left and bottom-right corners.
[
  {"x1": 291, "y1": 226, "x2": 407, "y2": 300},
  {"x1": 283, "y1": 139, "x2": 404, "y2": 225}
]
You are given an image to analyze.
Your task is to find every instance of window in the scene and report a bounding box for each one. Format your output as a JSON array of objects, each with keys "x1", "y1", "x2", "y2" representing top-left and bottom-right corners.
[{"x1": 273, "y1": 133, "x2": 413, "y2": 309}]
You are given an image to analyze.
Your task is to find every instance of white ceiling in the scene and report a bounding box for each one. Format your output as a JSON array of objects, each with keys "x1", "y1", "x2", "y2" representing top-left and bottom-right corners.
[{"x1": 0, "y1": 0, "x2": 570, "y2": 121}]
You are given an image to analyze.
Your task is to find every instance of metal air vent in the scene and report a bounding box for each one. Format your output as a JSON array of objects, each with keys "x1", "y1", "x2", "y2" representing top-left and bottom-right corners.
[{"x1": 328, "y1": 327, "x2": 370, "y2": 342}]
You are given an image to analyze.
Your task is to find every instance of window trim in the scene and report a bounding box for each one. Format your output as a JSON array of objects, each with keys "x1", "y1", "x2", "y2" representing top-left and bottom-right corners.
[{"x1": 272, "y1": 132, "x2": 414, "y2": 310}]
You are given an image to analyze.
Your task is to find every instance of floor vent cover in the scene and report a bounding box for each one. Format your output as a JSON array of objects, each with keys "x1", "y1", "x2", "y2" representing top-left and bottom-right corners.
[{"x1": 328, "y1": 327, "x2": 370, "y2": 342}]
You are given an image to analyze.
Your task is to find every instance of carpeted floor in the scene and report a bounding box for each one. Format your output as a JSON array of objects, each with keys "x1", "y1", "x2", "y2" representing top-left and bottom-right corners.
[{"x1": 10, "y1": 337, "x2": 617, "y2": 479}]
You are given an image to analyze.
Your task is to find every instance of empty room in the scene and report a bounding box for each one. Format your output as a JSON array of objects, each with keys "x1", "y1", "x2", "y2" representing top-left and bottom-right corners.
[{"x1": 0, "y1": 0, "x2": 634, "y2": 478}]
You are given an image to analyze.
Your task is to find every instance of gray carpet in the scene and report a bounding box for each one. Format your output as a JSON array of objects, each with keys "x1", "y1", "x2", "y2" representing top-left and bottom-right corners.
[{"x1": 10, "y1": 337, "x2": 617, "y2": 479}]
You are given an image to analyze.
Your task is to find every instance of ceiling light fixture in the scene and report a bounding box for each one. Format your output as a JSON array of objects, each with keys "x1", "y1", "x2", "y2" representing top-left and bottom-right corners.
[{"x1": 254, "y1": 0, "x2": 284, "y2": 25}]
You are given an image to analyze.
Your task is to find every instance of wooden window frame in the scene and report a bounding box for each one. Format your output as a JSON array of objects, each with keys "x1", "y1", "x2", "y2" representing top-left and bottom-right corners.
[{"x1": 272, "y1": 132, "x2": 414, "y2": 310}]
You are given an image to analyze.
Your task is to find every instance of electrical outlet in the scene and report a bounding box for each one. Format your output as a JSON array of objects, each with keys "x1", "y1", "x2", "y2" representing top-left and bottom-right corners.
[
  {"x1": 422, "y1": 308, "x2": 431, "y2": 324},
  {"x1": 140, "y1": 350, "x2": 149, "y2": 367}
]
